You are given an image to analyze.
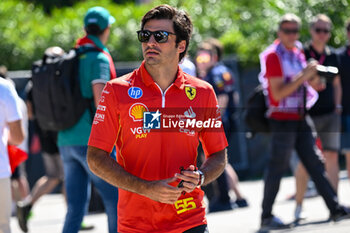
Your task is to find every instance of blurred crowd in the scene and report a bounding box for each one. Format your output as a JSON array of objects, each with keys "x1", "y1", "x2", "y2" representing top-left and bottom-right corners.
[{"x1": 1, "y1": 5, "x2": 350, "y2": 233}]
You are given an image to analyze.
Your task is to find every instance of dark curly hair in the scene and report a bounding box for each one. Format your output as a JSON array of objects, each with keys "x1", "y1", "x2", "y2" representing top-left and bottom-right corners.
[{"x1": 141, "y1": 4, "x2": 193, "y2": 62}]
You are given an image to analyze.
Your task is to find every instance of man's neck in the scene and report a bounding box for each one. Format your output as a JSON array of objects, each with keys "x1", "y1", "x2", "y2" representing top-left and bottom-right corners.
[
  {"x1": 281, "y1": 42, "x2": 295, "y2": 51},
  {"x1": 98, "y1": 35, "x2": 107, "y2": 45},
  {"x1": 311, "y1": 41, "x2": 325, "y2": 54},
  {"x1": 145, "y1": 63, "x2": 178, "y2": 92}
]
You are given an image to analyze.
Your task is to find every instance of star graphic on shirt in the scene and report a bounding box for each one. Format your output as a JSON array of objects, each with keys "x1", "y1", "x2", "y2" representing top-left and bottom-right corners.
[{"x1": 151, "y1": 110, "x2": 161, "y2": 122}]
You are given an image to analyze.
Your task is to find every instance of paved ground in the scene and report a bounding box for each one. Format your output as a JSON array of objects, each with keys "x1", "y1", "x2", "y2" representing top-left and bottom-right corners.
[{"x1": 10, "y1": 171, "x2": 350, "y2": 233}]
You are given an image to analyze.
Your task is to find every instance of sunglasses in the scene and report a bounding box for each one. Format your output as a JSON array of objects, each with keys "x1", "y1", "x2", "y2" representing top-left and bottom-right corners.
[
  {"x1": 314, "y1": 28, "x2": 330, "y2": 34},
  {"x1": 280, "y1": 28, "x2": 299, "y2": 35},
  {"x1": 137, "y1": 30, "x2": 175, "y2": 43}
]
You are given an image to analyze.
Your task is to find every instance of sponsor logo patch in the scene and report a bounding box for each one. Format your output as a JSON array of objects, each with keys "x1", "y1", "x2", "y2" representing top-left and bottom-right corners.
[
  {"x1": 130, "y1": 127, "x2": 150, "y2": 139},
  {"x1": 128, "y1": 87, "x2": 143, "y2": 99},
  {"x1": 129, "y1": 103, "x2": 148, "y2": 121},
  {"x1": 97, "y1": 105, "x2": 106, "y2": 111},
  {"x1": 184, "y1": 107, "x2": 196, "y2": 118},
  {"x1": 93, "y1": 112, "x2": 105, "y2": 125},
  {"x1": 185, "y1": 86, "x2": 196, "y2": 101},
  {"x1": 95, "y1": 113, "x2": 105, "y2": 120}
]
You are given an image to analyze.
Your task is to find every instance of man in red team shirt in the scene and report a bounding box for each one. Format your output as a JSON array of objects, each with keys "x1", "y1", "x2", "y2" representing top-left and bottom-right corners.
[
  {"x1": 87, "y1": 5, "x2": 228, "y2": 233},
  {"x1": 259, "y1": 13, "x2": 350, "y2": 230}
]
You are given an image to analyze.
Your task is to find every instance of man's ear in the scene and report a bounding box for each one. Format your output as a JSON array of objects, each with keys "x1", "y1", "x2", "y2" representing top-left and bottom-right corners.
[{"x1": 178, "y1": 40, "x2": 186, "y2": 54}]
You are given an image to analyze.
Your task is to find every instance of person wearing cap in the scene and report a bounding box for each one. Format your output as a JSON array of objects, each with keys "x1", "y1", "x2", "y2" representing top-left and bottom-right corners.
[{"x1": 56, "y1": 6, "x2": 118, "y2": 233}]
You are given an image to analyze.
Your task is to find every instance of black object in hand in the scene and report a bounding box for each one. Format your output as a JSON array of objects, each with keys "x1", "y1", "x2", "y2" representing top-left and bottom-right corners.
[
  {"x1": 177, "y1": 166, "x2": 185, "y2": 188},
  {"x1": 316, "y1": 64, "x2": 338, "y2": 82}
]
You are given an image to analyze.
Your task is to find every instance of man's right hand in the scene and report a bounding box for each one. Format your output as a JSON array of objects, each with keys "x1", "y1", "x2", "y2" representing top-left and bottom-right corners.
[
  {"x1": 88, "y1": 146, "x2": 185, "y2": 205},
  {"x1": 303, "y1": 61, "x2": 326, "y2": 91},
  {"x1": 143, "y1": 177, "x2": 184, "y2": 204},
  {"x1": 303, "y1": 60, "x2": 318, "y2": 81}
]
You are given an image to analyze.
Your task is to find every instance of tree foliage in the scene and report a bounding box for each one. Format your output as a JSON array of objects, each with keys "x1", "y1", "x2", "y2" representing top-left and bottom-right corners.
[{"x1": 1, "y1": 0, "x2": 350, "y2": 70}]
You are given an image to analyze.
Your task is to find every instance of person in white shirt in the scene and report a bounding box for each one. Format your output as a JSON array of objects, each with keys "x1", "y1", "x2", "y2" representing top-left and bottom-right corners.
[{"x1": 0, "y1": 77, "x2": 24, "y2": 233}]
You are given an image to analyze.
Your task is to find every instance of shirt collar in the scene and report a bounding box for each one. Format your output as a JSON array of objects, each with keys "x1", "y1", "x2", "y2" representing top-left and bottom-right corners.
[
  {"x1": 307, "y1": 41, "x2": 331, "y2": 56},
  {"x1": 139, "y1": 61, "x2": 186, "y2": 89}
]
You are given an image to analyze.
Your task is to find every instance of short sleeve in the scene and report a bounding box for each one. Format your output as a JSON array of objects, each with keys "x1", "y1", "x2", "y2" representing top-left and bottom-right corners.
[
  {"x1": 88, "y1": 82, "x2": 119, "y2": 153},
  {"x1": 199, "y1": 88, "x2": 228, "y2": 157},
  {"x1": 265, "y1": 53, "x2": 283, "y2": 79},
  {"x1": 3, "y1": 82, "x2": 22, "y2": 123},
  {"x1": 91, "y1": 54, "x2": 111, "y2": 84}
]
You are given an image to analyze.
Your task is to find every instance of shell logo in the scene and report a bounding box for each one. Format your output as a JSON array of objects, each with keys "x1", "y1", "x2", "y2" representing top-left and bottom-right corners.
[{"x1": 129, "y1": 103, "x2": 149, "y2": 121}]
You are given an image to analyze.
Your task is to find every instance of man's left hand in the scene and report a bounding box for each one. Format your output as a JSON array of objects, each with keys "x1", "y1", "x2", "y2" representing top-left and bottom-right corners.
[{"x1": 175, "y1": 165, "x2": 200, "y2": 194}]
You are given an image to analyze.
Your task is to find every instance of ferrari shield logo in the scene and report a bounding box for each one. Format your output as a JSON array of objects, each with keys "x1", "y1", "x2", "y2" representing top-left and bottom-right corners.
[{"x1": 185, "y1": 86, "x2": 196, "y2": 100}]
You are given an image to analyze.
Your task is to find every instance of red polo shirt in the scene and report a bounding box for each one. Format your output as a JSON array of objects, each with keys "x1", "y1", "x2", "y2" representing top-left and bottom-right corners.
[{"x1": 88, "y1": 61, "x2": 228, "y2": 233}]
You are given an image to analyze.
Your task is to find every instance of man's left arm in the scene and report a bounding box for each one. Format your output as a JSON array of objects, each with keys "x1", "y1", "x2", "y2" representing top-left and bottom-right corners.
[
  {"x1": 92, "y1": 83, "x2": 105, "y2": 107},
  {"x1": 174, "y1": 149, "x2": 227, "y2": 193},
  {"x1": 198, "y1": 148, "x2": 227, "y2": 185},
  {"x1": 91, "y1": 56, "x2": 111, "y2": 106},
  {"x1": 333, "y1": 75, "x2": 342, "y2": 114},
  {"x1": 175, "y1": 87, "x2": 228, "y2": 193}
]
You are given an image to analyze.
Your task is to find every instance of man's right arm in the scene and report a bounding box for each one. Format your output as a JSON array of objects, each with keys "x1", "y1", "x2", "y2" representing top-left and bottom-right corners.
[
  {"x1": 92, "y1": 83, "x2": 105, "y2": 107},
  {"x1": 88, "y1": 82, "x2": 183, "y2": 204},
  {"x1": 269, "y1": 72, "x2": 307, "y2": 101},
  {"x1": 4, "y1": 82, "x2": 25, "y2": 145},
  {"x1": 87, "y1": 146, "x2": 183, "y2": 204},
  {"x1": 267, "y1": 54, "x2": 319, "y2": 101},
  {"x1": 8, "y1": 119, "x2": 24, "y2": 145},
  {"x1": 90, "y1": 53, "x2": 112, "y2": 106}
]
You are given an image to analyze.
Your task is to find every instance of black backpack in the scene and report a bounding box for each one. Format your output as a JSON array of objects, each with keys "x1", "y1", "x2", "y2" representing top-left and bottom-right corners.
[
  {"x1": 31, "y1": 47, "x2": 97, "y2": 131},
  {"x1": 244, "y1": 85, "x2": 270, "y2": 136}
]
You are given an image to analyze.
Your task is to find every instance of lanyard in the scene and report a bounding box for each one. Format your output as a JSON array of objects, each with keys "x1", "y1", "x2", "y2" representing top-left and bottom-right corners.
[{"x1": 309, "y1": 49, "x2": 326, "y2": 65}]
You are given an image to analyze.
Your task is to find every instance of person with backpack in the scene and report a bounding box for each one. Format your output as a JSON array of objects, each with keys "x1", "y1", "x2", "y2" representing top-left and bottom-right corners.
[
  {"x1": 16, "y1": 47, "x2": 94, "y2": 232},
  {"x1": 16, "y1": 75, "x2": 65, "y2": 233},
  {"x1": 259, "y1": 13, "x2": 350, "y2": 230},
  {"x1": 54, "y1": 7, "x2": 117, "y2": 233}
]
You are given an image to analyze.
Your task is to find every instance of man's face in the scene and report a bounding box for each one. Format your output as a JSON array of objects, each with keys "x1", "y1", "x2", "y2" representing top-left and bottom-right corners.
[
  {"x1": 278, "y1": 22, "x2": 300, "y2": 49},
  {"x1": 310, "y1": 20, "x2": 331, "y2": 45},
  {"x1": 141, "y1": 19, "x2": 185, "y2": 66},
  {"x1": 195, "y1": 50, "x2": 213, "y2": 77}
]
